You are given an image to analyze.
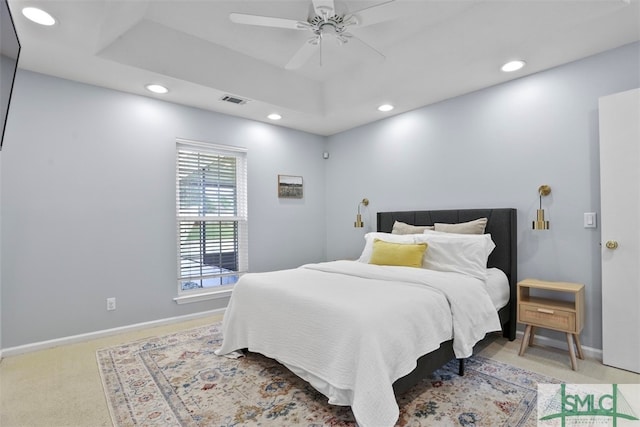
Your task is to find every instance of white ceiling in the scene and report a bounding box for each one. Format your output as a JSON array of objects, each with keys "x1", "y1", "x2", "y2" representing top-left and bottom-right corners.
[{"x1": 8, "y1": 0, "x2": 640, "y2": 136}]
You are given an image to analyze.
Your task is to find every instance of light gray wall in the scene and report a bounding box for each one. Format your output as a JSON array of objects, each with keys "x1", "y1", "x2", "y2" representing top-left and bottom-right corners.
[
  {"x1": 324, "y1": 42, "x2": 639, "y2": 350},
  {"x1": 0, "y1": 70, "x2": 326, "y2": 348},
  {"x1": 2, "y1": 43, "x2": 637, "y2": 351},
  {"x1": 0, "y1": 54, "x2": 15, "y2": 356},
  {"x1": 0, "y1": 155, "x2": 3, "y2": 355}
]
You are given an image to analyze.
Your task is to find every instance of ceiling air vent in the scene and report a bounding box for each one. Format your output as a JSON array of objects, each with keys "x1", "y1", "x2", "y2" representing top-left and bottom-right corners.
[{"x1": 221, "y1": 95, "x2": 248, "y2": 105}]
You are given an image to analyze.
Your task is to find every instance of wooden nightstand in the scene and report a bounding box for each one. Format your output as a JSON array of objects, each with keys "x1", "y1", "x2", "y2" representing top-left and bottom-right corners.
[{"x1": 517, "y1": 278, "x2": 585, "y2": 370}]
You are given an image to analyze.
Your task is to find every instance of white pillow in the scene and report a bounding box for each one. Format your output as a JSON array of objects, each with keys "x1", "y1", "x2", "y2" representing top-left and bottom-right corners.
[
  {"x1": 357, "y1": 232, "x2": 417, "y2": 263},
  {"x1": 419, "y1": 230, "x2": 496, "y2": 280}
]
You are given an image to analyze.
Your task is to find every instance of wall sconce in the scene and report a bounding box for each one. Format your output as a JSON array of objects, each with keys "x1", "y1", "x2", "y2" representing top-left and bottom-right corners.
[
  {"x1": 354, "y1": 198, "x2": 369, "y2": 228},
  {"x1": 532, "y1": 185, "x2": 551, "y2": 230}
]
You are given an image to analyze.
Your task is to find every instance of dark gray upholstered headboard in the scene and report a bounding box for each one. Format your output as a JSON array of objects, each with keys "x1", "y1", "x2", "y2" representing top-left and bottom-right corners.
[{"x1": 377, "y1": 208, "x2": 518, "y2": 339}]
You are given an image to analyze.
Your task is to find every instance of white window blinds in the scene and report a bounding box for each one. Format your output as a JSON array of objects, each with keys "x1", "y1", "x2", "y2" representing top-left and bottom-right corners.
[{"x1": 176, "y1": 139, "x2": 248, "y2": 292}]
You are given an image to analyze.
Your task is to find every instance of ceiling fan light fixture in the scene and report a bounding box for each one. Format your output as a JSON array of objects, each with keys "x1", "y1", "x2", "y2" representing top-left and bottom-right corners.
[
  {"x1": 229, "y1": 0, "x2": 393, "y2": 69},
  {"x1": 378, "y1": 104, "x2": 394, "y2": 112},
  {"x1": 501, "y1": 60, "x2": 526, "y2": 72},
  {"x1": 267, "y1": 113, "x2": 282, "y2": 120},
  {"x1": 22, "y1": 7, "x2": 56, "y2": 26},
  {"x1": 145, "y1": 84, "x2": 169, "y2": 94}
]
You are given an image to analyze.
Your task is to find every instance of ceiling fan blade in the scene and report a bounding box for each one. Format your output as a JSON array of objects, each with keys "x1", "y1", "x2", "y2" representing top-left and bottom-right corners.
[
  {"x1": 311, "y1": 0, "x2": 335, "y2": 18},
  {"x1": 285, "y1": 42, "x2": 318, "y2": 70},
  {"x1": 349, "y1": 0, "x2": 398, "y2": 27},
  {"x1": 230, "y1": 13, "x2": 305, "y2": 30},
  {"x1": 345, "y1": 34, "x2": 385, "y2": 62}
]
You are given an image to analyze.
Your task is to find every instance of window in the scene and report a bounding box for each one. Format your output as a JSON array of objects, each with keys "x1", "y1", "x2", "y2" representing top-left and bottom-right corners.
[{"x1": 176, "y1": 139, "x2": 248, "y2": 296}]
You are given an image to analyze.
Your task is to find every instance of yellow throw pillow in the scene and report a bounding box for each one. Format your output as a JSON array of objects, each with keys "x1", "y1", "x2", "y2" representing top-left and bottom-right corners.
[{"x1": 369, "y1": 239, "x2": 428, "y2": 268}]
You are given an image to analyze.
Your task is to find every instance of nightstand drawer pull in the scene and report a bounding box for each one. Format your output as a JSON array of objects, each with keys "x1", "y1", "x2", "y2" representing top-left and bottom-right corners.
[{"x1": 537, "y1": 308, "x2": 555, "y2": 314}]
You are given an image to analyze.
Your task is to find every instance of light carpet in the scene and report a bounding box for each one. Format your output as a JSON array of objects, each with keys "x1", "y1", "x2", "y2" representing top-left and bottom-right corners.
[{"x1": 97, "y1": 322, "x2": 558, "y2": 426}]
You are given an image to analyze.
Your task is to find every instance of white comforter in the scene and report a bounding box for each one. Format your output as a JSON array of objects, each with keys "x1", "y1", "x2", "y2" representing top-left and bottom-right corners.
[{"x1": 215, "y1": 260, "x2": 501, "y2": 427}]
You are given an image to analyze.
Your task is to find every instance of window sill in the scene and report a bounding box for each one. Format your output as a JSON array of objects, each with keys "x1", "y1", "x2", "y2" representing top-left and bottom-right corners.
[{"x1": 173, "y1": 289, "x2": 232, "y2": 305}]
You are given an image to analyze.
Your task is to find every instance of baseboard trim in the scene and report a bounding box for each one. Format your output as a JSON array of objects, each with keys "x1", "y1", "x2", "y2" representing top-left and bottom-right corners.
[
  {"x1": 516, "y1": 330, "x2": 603, "y2": 361},
  {"x1": 1, "y1": 312, "x2": 603, "y2": 361},
  {"x1": 0, "y1": 308, "x2": 226, "y2": 358}
]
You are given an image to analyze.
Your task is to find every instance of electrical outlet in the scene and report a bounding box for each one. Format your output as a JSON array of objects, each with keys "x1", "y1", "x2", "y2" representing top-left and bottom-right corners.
[{"x1": 106, "y1": 297, "x2": 116, "y2": 311}]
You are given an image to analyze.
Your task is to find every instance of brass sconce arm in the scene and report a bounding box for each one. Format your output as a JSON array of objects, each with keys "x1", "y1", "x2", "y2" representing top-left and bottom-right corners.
[
  {"x1": 354, "y1": 198, "x2": 369, "y2": 228},
  {"x1": 533, "y1": 185, "x2": 551, "y2": 230}
]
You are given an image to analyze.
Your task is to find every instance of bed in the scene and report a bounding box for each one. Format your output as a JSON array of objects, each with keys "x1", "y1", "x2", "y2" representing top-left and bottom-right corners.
[
  {"x1": 216, "y1": 208, "x2": 517, "y2": 427},
  {"x1": 379, "y1": 208, "x2": 517, "y2": 395}
]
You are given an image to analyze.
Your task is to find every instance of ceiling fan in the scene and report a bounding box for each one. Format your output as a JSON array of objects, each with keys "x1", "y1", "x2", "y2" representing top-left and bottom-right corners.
[{"x1": 230, "y1": 0, "x2": 397, "y2": 69}]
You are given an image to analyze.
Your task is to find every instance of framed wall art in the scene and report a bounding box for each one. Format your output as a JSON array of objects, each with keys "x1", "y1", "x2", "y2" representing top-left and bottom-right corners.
[{"x1": 278, "y1": 175, "x2": 303, "y2": 198}]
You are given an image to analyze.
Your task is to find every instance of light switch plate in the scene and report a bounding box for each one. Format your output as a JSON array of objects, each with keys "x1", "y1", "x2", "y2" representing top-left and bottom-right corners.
[{"x1": 584, "y1": 212, "x2": 597, "y2": 228}]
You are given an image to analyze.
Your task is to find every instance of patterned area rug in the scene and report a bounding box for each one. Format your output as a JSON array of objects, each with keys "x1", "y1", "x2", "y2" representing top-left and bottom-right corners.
[{"x1": 97, "y1": 323, "x2": 557, "y2": 426}]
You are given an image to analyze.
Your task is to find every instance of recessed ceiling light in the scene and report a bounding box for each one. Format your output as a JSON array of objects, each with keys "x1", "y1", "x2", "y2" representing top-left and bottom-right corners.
[
  {"x1": 267, "y1": 113, "x2": 282, "y2": 120},
  {"x1": 378, "y1": 104, "x2": 394, "y2": 112},
  {"x1": 145, "y1": 84, "x2": 169, "y2": 94},
  {"x1": 501, "y1": 60, "x2": 526, "y2": 72},
  {"x1": 22, "y1": 7, "x2": 56, "y2": 26}
]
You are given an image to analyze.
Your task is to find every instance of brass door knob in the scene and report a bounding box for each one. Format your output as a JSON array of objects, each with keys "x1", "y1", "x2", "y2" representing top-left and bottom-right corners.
[{"x1": 605, "y1": 240, "x2": 619, "y2": 249}]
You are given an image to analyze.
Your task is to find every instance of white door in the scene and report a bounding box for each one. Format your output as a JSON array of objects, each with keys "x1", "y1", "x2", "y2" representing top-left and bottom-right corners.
[{"x1": 599, "y1": 88, "x2": 640, "y2": 374}]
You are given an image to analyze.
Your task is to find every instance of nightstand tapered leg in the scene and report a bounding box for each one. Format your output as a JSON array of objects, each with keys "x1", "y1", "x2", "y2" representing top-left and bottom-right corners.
[
  {"x1": 566, "y1": 333, "x2": 578, "y2": 370},
  {"x1": 573, "y1": 333, "x2": 584, "y2": 360},
  {"x1": 529, "y1": 326, "x2": 536, "y2": 346},
  {"x1": 519, "y1": 325, "x2": 532, "y2": 356}
]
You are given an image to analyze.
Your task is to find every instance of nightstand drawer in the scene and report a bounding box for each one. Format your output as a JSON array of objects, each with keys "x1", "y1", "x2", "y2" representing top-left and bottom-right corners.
[{"x1": 519, "y1": 303, "x2": 576, "y2": 332}]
